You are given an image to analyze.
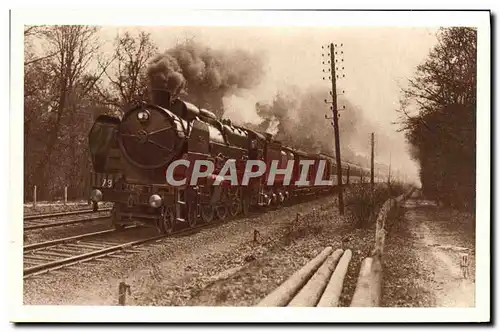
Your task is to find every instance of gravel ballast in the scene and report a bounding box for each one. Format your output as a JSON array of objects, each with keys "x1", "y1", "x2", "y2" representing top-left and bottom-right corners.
[{"x1": 23, "y1": 212, "x2": 112, "y2": 246}]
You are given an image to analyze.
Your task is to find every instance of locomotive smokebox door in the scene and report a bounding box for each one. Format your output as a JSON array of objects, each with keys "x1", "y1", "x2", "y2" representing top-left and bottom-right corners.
[{"x1": 118, "y1": 103, "x2": 187, "y2": 169}]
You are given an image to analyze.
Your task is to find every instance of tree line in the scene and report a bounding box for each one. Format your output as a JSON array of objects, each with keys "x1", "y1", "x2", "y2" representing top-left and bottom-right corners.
[
  {"x1": 24, "y1": 26, "x2": 158, "y2": 202},
  {"x1": 398, "y1": 27, "x2": 477, "y2": 211}
]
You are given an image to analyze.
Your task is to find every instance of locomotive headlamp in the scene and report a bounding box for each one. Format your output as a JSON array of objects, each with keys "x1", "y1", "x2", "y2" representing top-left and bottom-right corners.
[
  {"x1": 137, "y1": 110, "x2": 150, "y2": 122},
  {"x1": 149, "y1": 194, "x2": 163, "y2": 208},
  {"x1": 90, "y1": 189, "x2": 103, "y2": 202}
]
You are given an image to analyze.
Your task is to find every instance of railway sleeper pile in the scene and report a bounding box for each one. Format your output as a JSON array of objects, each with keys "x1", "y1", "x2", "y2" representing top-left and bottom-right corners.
[{"x1": 257, "y1": 187, "x2": 415, "y2": 307}]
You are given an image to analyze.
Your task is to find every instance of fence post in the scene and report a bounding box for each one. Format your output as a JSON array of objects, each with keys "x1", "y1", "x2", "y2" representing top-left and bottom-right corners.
[
  {"x1": 64, "y1": 186, "x2": 68, "y2": 206},
  {"x1": 33, "y1": 186, "x2": 37, "y2": 207},
  {"x1": 118, "y1": 282, "x2": 131, "y2": 305}
]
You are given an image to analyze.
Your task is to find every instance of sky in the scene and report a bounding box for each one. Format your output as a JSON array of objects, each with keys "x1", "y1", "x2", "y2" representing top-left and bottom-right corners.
[{"x1": 98, "y1": 26, "x2": 440, "y2": 183}]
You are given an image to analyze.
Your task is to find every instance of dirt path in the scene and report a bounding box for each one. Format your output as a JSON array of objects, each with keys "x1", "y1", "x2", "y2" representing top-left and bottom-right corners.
[{"x1": 402, "y1": 199, "x2": 475, "y2": 307}]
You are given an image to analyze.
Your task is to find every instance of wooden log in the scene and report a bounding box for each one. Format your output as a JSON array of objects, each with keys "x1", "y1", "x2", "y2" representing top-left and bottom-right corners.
[
  {"x1": 256, "y1": 246, "x2": 333, "y2": 307},
  {"x1": 317, "y1": 249, "x2": 353, "y2": 307},
  {"x1": 373, "y1": 198, "x2": 397, "y2": 256},
  {"x1": 372, "y1": 189, "x2": 412, "y2": 257},
  {"x1": 349, "y1": 255, "x2": 383, "y2": 307},
  {"x1": 348, "y1": 187, "x2": 413, "y2": 308},
  {"x1": 288, "y1": 249, "x2": 344, "y2": 307}
]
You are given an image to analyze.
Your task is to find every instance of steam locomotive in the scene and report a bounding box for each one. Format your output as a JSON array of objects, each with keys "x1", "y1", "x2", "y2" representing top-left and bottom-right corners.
[{"x1": 88, "y1": 90, "x2": 383, "y2": 233}]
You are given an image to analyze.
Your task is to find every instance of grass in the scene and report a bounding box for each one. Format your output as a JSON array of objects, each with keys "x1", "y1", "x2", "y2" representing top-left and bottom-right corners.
[
  {"x1": 281, "y1": 209, "x2": 326, "y2": 246},
  {"x1": 344, "y1": 183, "x2": 406, "y2": 228}
]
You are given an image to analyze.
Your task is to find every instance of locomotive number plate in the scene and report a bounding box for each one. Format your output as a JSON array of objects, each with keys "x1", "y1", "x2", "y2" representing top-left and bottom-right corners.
[
  {"x1": 101, "y1": 178, "x2": 114, "y2": 188},
  {"x1": 92, "y1": 172, "x2": 116, "y2": 189}
]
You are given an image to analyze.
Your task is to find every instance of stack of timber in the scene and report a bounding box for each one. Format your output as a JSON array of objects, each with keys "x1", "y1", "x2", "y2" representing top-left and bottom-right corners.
[
  {"x1": 257, "y1": 187, "x2": 415, "y2": 307},
  {"x1": 256, "y1": 246, "x2": 352, "y2": 307}
]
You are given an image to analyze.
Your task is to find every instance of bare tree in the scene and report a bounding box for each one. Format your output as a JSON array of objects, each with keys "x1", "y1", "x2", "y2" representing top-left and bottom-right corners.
[
  {"x1": 26, "y1": 25, "x2": 101, "y2": 199},
  {"x1": 102, "y1": 31, "x2": 158, "y2": 108},
  {"x1": 24, "y1": 26, "x2": 58, "y2": 66}
]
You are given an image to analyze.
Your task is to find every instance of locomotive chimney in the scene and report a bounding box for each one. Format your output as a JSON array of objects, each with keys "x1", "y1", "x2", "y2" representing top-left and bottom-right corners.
[{"x1": 151, "y1": 89, "x2": 172, "y2": 109}]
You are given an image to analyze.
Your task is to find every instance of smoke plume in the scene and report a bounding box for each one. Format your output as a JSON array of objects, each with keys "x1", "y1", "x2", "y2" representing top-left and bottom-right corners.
[
  {"x1": 238, "y1": 85, "x2": 393, "y2": 170},
  {"x1": 147, "y1": 40, "x2": 398, "y2": 175},
  {"x1": 147, "y1": 41, "x2": 264, "y2": 116}
]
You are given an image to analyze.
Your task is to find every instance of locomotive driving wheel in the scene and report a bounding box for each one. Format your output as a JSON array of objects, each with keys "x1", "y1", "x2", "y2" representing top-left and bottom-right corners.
[
  {"x1": 200, "y1": 205, "x2": 214, "y2": 224},
  {"x1": 215, "y1": 205, "x2": 228, "y2": 221},
  {"x1": 160, "y1": 207, "x2": 174, "y2": 235},
  {"x1": 241, "y1": 194, "x2": 250, "y2": 216},
  {"x1": 228, "y1": 188, "x2": 241, "y2": 217},
  {"x1": 187, "y1": 205, "x2": 197, "y2": 228},
  {"x1": 230, "y1": 196, "x2": 241, "y2": 217}
]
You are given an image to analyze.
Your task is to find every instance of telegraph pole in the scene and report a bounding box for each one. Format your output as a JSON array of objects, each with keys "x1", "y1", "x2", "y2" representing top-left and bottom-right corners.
[
  {"x1": 388, "y1": 151, "x2": 392, "y2": 186},
  {"x1": 370, "y1": 133, "x2": 375, "y2": 191},
  {"x1": 323, "y1": 42, "x2": 345, "y2": 215}
]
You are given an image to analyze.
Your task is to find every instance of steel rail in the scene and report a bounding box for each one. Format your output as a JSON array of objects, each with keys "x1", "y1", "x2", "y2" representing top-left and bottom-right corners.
[
  {"x1": 22, "y1": 222, "x2": 218, "y2": 278},
  {"x1": 24, "y1": 208, "x2": 112, "y2": 221},
  {"x1": 24, "y1": 215, "x2": 110, "y2": 231},
  {"x1": 23, "y1": 226, "x2": 136, "y2": 252},
  {"x1": 23, "y1": 234, "x2": 165, "y2": 277}
]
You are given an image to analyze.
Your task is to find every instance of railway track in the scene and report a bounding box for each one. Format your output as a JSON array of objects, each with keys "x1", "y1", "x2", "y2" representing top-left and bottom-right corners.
[
  {"x1": 23, "y1": 193, "x2": 339, "y2": 279},
  {"x1": 24, "y1": 207, "x2": 112, "y2": 221},
  {"x1": 24, "y1": 214, "x2": 110, "y2": 231},
  {"x1": 23, "y1": 226, "x2": 161, "y2": 278},
  {"x1": 24, "y1": 210, "x2": 112, "y2": 231},
  {"x1": 22, "y1": 214, "x2": 246, "y2": 279}
]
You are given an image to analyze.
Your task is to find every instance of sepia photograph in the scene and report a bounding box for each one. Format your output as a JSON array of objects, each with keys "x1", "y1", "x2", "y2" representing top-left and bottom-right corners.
[{"x1": 8, "y1": 8, "x2": 490, "y2": 323}]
